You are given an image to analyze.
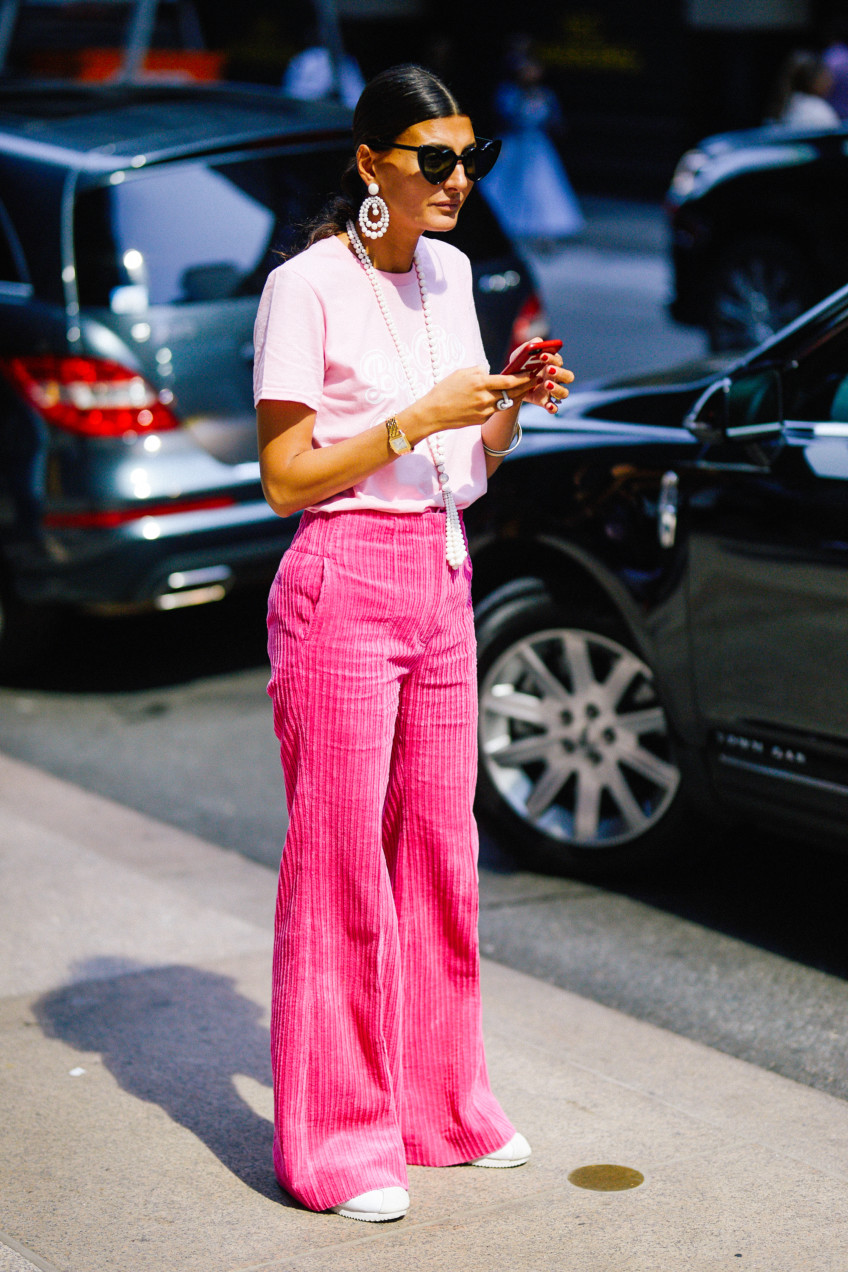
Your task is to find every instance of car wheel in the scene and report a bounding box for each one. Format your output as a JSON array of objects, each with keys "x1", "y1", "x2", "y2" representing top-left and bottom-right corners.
[
  {"x1": 707, "y1": 235, "x2": 812, "y2": 353},
  {"x1": 475, "y1": 585, "x2": 687, "y2": 879},
  {"x1": 0, "y1": 581, "x2": 52, "y2": 678}
]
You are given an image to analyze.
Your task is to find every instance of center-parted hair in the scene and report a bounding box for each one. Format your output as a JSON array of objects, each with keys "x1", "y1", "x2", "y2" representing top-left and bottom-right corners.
[{"x1": 302, "y1": 64, "x2": 465, "y2": 249}]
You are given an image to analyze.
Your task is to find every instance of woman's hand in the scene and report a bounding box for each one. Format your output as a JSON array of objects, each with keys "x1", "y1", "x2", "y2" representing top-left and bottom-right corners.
[
  {"x1": 404, "y1": 366, "x2": 537, "y2": 435},
  {"x1": 520, "y1": 346, "x2": 575, "y2": 416},
  {"x1": 257, "y1": 347, "x2": 576, "y2": 519},
  {"x1": 479, "y1": 340, "x2": 574, "y2": 476}
]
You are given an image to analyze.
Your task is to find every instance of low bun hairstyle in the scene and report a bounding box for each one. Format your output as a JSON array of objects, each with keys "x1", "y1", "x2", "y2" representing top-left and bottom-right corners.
[{"x1": 301, "y1": 64, "x2": 464, "y2": 249}]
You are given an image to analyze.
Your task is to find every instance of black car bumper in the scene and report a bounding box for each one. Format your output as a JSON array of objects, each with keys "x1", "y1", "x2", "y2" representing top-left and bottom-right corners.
[{"x1": 7, "y1": 499, "x2": 296, "y2": 610}]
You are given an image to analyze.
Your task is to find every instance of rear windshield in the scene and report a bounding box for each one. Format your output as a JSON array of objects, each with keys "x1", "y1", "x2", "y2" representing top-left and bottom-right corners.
[{"x1": 74, "y1": 147, "x2": 347, "y2": 309}]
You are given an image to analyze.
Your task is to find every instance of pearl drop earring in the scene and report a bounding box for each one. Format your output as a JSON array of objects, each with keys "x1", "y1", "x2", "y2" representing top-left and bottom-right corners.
[{"x1": 358, "y1": 182, "x2": 390, "y2": 239}]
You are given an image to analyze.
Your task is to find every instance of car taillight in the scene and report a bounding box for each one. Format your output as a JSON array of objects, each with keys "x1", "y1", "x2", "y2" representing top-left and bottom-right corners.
[
  {"x1": 0, "y1": 355, "x2": 180, "y2": 436},
  {"x1": 508, "y1": 292, "x2": 550, "y2": 353},
  {"x1": 43, "y1": 496, "x2": 236, "y2": 529}
]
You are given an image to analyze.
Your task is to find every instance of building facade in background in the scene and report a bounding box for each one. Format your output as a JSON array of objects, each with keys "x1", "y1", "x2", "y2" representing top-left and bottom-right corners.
[
  {"x1": 7, "y1": 0, "x2": 838, "y2": 196},
  {"x1": 209, "y1": 0, "x2": 834, "y2": 195}
]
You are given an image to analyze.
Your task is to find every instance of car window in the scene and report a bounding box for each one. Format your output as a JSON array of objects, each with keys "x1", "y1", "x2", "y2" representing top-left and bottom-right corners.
[
  {"x1": 0, "y1": 199, "x2": 25, "y2": 285},
  {"x1": 785, "y1": 326, "x2": 848, "y2": 423},
  {"x1": 73, "y1": 148, "x2": 346, "y2": 309}
]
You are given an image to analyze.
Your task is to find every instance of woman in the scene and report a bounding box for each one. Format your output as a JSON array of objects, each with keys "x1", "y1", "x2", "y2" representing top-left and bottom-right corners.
[
  {"x1": 768, "y1": 50, "x2": 840, "y2": 128},
  {"x1": 482, "y1": 46, "x2": 584, "y2": 245},
  {"x1": 254, "y1": 63, "x2": 573, "y2": 1222}
]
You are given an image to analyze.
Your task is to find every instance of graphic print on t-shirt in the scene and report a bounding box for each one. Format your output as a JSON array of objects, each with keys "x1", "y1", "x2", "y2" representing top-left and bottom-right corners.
[{"x1": 359, "y1": 324, "x2": 467, "y2": 407}]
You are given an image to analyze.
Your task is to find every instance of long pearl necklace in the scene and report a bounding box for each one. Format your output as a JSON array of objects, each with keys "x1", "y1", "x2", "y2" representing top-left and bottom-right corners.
[{"x1": 346, "y1": 220, "x2": 467, "y2": 569}]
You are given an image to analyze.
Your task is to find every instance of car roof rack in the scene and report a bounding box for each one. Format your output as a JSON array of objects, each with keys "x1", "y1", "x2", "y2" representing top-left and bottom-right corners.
[
  {"x1": 0, "y1": 0, "x2": 160, "y2": 80},
  {"x1": 0, "y1": 0, "x2": 347, "y2": 97}
]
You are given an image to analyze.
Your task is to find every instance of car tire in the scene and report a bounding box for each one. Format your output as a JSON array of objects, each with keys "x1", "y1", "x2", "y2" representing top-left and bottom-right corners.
[
  {"x1": 707, "y1": 235, "x2": 812, "y2": 353},
  {"x1": 475, "y1": 582, "x2": 688, "y2": 879},
  {"x1": 0, "y1": 581, "x2": 53, "y2": 679}
]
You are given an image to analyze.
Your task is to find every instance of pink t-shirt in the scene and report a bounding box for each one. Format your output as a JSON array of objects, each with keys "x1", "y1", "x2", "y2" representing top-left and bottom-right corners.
[{"x1": 253, "y1": 233, "x2": 489, "y2": 513}]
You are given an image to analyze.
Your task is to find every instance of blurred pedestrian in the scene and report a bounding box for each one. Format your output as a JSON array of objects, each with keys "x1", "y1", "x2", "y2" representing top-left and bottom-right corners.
[
  {"x1": 823, "y1": 21, "x2": 848, "y2": 119},
  {"x1": 282, "y1": 40, "x2": 365, "y2": 109},
  {"x1": 254, "y1": 64, "x2": 573, "y2": 1222},
  {"x1": 481, "y1": 43, "x2": 584, "y2": 248},
  {"x1": 767, "y1": 50, "x2": 840, "y2": 128}
]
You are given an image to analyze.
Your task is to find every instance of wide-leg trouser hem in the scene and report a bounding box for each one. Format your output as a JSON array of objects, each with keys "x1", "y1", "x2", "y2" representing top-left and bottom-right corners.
[{"x1": 273, "y1": 1137, "x2": 410, "y2": 1213}]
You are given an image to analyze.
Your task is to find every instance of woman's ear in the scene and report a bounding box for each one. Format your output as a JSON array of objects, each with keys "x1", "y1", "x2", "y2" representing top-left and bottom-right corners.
[{"x1": 356, "y1": 143, "x2": 377, "y2": 187}]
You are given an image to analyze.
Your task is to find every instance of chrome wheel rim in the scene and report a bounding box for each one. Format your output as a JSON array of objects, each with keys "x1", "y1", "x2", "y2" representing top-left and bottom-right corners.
[
  {"x1": 479, "y1": 628, "x2": 680, "y2": 849},
  {"x1": 714, "y1": 255, "x2": 803, "y2": 348}
]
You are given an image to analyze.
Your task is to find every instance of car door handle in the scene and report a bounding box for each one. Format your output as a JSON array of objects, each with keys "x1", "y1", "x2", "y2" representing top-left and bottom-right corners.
[{"x1": 658, "y1": 470, "x2": 678, "y2": 548}]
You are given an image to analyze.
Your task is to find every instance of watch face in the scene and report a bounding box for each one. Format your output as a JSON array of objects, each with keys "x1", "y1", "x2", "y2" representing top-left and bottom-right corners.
[{"x1": 387, "y1": 420, "x2": 411, "y2": 453}]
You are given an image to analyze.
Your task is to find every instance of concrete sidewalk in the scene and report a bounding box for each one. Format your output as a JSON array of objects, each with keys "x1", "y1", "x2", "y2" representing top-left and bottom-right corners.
[{"x1": 1, "y1": 751, "x2": 847, "y2": 1272}]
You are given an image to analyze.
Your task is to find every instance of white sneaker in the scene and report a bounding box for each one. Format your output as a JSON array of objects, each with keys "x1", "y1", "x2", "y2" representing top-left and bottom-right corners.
[
  {"x1": 468, "y1": 1131, "x2": 532, "y2": 1168},
  {"x1": 329, "y1": 1186, "x2": 410, "y2": 1222}
]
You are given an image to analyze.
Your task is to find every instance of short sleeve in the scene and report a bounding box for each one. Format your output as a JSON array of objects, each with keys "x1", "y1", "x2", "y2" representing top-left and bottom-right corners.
[{"x1": 253, "y1": 265, "x2": 326, "y2": 409}]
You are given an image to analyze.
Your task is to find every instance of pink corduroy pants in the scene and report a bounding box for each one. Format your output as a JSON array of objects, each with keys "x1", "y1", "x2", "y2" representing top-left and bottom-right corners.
[{"x1": 266, "y1": 506, "x2": 514, "y2": 1213}]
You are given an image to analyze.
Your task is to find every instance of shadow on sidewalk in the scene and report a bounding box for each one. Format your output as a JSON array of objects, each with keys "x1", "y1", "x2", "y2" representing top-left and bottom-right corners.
[{"x1": 34, "y1": 959, "x2": 293, "y2": 1206}]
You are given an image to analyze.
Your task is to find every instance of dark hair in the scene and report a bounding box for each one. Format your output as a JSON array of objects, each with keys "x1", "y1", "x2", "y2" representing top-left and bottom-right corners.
[
  {"x1": 767, "y1": 49, "x2": 830, "y2": 121},
  {"x1": 302, "y1": 64, "x2": 465, "y2": 249}
]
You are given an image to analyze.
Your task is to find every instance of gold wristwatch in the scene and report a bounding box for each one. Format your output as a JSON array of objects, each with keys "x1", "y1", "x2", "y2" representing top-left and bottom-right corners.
[{"x1": 385, "y1": 416, "x2": 412, "y2": 455}]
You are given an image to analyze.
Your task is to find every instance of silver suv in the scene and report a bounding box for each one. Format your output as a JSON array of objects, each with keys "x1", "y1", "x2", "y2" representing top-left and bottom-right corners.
[{"x1": 0, "y1": 84, "x2": 540, "y2": 671}]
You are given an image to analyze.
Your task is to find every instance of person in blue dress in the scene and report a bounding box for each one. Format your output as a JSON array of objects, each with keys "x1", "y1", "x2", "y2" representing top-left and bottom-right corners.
[{"x1": 481, "y1": 48, "x2": 584, "y2": 246}]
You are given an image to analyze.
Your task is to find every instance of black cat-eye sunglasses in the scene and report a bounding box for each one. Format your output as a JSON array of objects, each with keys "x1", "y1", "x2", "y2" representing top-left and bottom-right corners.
[{"x1": 371, "y1": 137, "x2": 502, "y2": 185}]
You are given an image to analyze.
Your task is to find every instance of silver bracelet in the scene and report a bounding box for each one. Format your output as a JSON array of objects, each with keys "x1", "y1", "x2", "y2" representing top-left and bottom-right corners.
[{"x1": 482, "y1": 422, "x2": 522, "y2": 458}]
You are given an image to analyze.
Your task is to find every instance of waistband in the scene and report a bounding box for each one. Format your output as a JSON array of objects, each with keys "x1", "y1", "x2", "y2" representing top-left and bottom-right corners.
[{"x1": 293, "y1": 505, "x2": 461, "y2": 554}]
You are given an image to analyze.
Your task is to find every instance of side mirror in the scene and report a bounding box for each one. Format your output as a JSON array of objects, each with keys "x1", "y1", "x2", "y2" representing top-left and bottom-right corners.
[{"x1": 684, "y1": 368, "x2": 783, "y2": 443}]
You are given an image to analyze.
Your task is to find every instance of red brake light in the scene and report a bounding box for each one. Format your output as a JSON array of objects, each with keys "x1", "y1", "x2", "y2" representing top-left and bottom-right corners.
[
  {"x1": 508, "y1": 292, "x2": 550, "y2": 354},
  {"x1": 0, "y1": 355, "x2": 180, "y2": 436}
]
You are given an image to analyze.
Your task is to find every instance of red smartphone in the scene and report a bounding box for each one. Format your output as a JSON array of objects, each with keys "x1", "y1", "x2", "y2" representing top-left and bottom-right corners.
[{"x1": 502, "y1": 339, "x2": 563, "y2": 375}]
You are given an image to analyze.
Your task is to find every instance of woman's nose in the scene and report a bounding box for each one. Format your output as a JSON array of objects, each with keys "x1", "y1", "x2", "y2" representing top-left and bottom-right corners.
[{"x1": 445, "y1": 160, "x2": 471, "y2": 192}]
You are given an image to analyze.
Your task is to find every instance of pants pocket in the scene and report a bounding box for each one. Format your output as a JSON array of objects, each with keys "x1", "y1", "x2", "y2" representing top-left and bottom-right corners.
[{"x1": 269, "y1": 549, "x2": 328, "y2": 648}]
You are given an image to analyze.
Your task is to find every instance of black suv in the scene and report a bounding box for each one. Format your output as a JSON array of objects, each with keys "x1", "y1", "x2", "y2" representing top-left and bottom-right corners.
[
  {"x1": 666, "y1": 121, "x2": 848, "y2": 352},
  {"x1": 0, "y1": 83, "x2": 540, "y2": 670},
  {"x1": 466, "y1": 284, "x2": 848, "y2": 879}
]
